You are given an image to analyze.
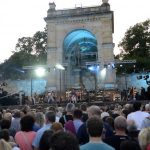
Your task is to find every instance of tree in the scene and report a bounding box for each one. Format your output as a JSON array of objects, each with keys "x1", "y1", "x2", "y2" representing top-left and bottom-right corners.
[
  {"x1": 118, "y1": 19, "x2": 150, "y2": 72},
  {"x1": 15, "y1": 28, "x2": 47, "y2": 64},
  {"x1": 0, "y1": 28, "x2": 47, "y2": 79}
]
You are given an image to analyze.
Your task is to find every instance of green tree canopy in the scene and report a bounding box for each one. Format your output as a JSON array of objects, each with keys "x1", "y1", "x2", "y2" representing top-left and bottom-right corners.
[
  {"x1": 0, "y1": 28, "x2": 47, "y2": 80},
  {"x1": 118, "y1": 19, "x2": 150, "y2": 72}
]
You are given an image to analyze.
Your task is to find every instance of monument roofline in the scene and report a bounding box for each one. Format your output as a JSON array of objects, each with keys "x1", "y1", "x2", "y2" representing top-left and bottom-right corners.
[{"x1": 45, "y1": 4, "x2": 112, "y2": 21}]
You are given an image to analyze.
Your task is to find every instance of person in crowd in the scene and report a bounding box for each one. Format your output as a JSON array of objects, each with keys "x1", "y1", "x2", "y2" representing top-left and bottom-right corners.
[
  {"x1": 48, "y1": 106, "x2": 60, "y2": 122},
  {"x1": 0, "y1": 128, "x2": 14, "y2": 143},
  {"x1": 80, "y1": 102, "x2": 88, "y2": 122},
  {"x1": 120, "y1": 140, "x2": 141, "y2": 150},
  {"x1": 33, "y1": 112, "x2": 45, "y2": 132},
  {"x1": 11, "y1": 109, "x2": 21, "y2": 133},
  {"x1": 51, "y1": 131, "x2": 80, "y2": 150},
  {"x1": 80, "y1": 116, "x2": 115, "y2": 150},
  {"x1": 127, "y1": 120, "x2": 139, "y2": 142},
  {"x1": 39, "y1": 130, "x2": 54, "y2": 150},
  {"x1": 0, "y1": 129, "x2": 20, "y2": 150},
  {"x1": 105, "y1": 116, "x2": 115, "y2": 132},
  {"x1": 0, "y1": 119, "x2": 16, "y2": 137},
  {"x1": 138, "y1": 127, "x2": 150, "y2": 150},
  {"x1": 64, "y1": 109, "x2": 83, "y2": 135},
  {"x1": 127, "y1": 101, "x2": 149, "y2": 130},
  {"x1": 71, "y1": 94, "x2": 77, "y2": 103},
  {"x1": 3, "y1": 112, "x2": 12, "y2": 121},
  {"x1": 32, "y1": 111, "x2": 56, "y2": 150},
  {"x1": 59, "y1": 103, "x2": 75, "y2": 126},
  {"x1": 15, "y1": 115, "x2": 36, "y2": 150},
  {"x1": 145, "y1": 103, "x2": 150, "y2": 113},
  {"x1": 51, "y1": 122, "x2": 64, "y2": 133},
  {"x1": 141, "y1": 87, "x2": 146, "y2": 100},
  {"x1": 77, "y1": 105, "x2": 102, "y2": 145},
  {"x1": 104, "y1": 116, "x2": 128, "y2": 150},
  {"x1": 0, "y1": 139, "x2": 12, "y2": 150}
]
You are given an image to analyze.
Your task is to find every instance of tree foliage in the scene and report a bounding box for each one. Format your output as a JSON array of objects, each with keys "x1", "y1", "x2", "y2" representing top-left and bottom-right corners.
[
  {"x1": 0, "y1": 28, "x2": 47, "y2": 79},
  {"x1": 118, "y1": 19, "x2": 150, "y2": 72}
]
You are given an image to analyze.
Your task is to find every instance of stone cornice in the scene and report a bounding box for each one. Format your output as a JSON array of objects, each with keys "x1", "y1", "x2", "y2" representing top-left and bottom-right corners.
[
  {"x1": 45, "y1": 5, "x2": 112, "y2": 21},
  {"x1": 45, "y1": 13, "x2": 112, "y2": 24}
]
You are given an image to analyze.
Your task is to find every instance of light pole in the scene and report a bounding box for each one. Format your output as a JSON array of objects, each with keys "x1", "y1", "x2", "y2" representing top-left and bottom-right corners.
[
  {"x1": 23, "y1": 66, "x2": 46, "y2": 97},
  {"x1": 56, "y1": 64, "x2": 65, "y2": 100}
]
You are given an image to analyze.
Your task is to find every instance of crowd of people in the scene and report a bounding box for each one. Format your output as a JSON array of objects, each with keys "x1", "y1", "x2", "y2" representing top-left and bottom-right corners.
[{"x1": 0, "y1": 100, "x2": 149, "y2": 150}]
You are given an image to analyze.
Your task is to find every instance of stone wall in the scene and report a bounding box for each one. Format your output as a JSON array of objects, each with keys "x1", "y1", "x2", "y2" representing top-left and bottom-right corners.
[{"x1": 3, "y1": 79, "x2": 46, "y2": 96}]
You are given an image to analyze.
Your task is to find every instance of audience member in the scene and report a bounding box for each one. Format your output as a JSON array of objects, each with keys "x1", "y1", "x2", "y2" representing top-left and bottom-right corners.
[
  {"x1": 104, "y1": 116, "x2": 128, "y2": 150},
  {"x1": 15, "y1": 115, "x2": 36, "y2": 150},
  {"x1": 80, "y1": 116, "x2": 115, "y2": 150},
  {"x1": 32, "y1": 111, "x2": 56, "y2": 150},
  {"x1": 39, "y1": 130, "x2": 53, "y2": 150},
  {"x1": 138, "y1": 127, "x2": 150, "y2": 150},
  {"x1": 127, "y1": 101, "x2": 149, "y2": 130},
  {"x1": 51, "y1": 131, "x2": 79, "y2": 150},
  {"x1": 64, "y1": 109, "x2": 83, "y2": 135},
  {"x1": 59, "y1": 103, "x2": 75, "y2": 126},
  {"x1": 51, "y1": 122, "x2": 64, "y2": 132},
  {"x1": 120, "y1": 140, "x2": 141, "y2": 150}
]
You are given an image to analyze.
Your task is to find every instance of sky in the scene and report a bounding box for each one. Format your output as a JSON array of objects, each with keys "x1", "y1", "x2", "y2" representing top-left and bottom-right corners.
[{"x1": 0, "y1": 0, "x2": 150, "y2": 63}]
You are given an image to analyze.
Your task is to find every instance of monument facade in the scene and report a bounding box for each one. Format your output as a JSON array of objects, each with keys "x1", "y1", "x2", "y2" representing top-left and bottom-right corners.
[{"x1": 45, "y1": 0, "x2": 115, "y2": 95}]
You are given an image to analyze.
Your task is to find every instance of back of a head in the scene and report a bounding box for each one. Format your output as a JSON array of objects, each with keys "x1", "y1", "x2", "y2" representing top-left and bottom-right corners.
[
  {"x1": 114, "y1": 116, "x2": 127, "y2": 131},
  {"x1": 87, "y1": 116, "x2": 103, "y2": 137},
  {"x1": 73, "y1": 109, "x2": 83, "y2": 119},
  {"x1": 39, "y1": 130, "x2": 54, "y2": 150},
  {"x1": 0, "y1": 129, "x2": 9, "y2": 141},
  {"x1": 120, "y1": 140, "x2": 141, "y2": 150},
  {"x1": 13, "y1": 110, "x2": 21, "y2": 118},
  {"x1": 51, "y1": 131, "x2": 79, "y2": 150},
  {"x1": 51, "y1": 122, "x2": 64, "y2": 132},
  {"x1": 45, "y1": 111, "x2": 56, "y2": 123},
  {"x1": 20, "y1": 115, "x2": 35, "y2": 132},
  {"x1": 87, "y1": 105, "x2": 101, "y2": 118},
  {"x1": 133, "y1": 101, "x2": 141, "y2": 111},
  {"x1": 35, "y1": 112, "x2": 45, "y2": 127},
  {"x1": 65, "y1": 103, "x2": 75, "y2": 113},
  {"x1": 138, "y1": 127, "x2": 150, "y2": 150},
  {"x1": 0, "y1": 119, "x2": 11, "y2": 129},
  {"x1": 145, "y1": 103, "x2": 150, "y2": 111},
  {"x1": 80, "y1": 103, "x2": 87, "y2": 111},
  {"x1": 3, "y1": 113, "x2": 12, "y2": 121}
]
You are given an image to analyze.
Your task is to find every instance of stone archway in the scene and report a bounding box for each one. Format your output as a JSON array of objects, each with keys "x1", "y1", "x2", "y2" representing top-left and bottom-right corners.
[
  {"x1": 63, "y1": 29, "x2": 98, "y2": 90},
  {"x1": 45, "y1": 0, "x2": 116, "y2": 94}
]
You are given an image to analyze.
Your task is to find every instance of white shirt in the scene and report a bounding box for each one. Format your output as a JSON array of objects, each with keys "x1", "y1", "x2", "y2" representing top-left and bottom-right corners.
[{"x1": 127, "y1": 111, "x2": 149, "y2": 130}]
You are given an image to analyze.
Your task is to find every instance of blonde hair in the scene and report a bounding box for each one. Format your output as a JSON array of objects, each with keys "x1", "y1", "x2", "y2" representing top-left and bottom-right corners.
[
  {"x1": 138, "y1": 127, "x2": 150, "y2": 150},
  {"x1": 3, "y1": 113, "x2": 12, "y2": 121},
  {"x1": 0, "y1": 139, "x2": 12, "y2": 150},
  {"x1": 35, "y1": 112, "x2": 45, "y2": 127}
]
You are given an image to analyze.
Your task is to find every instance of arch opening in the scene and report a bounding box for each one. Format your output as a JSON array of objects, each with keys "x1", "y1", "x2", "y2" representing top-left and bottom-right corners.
[{"x1": 63, "y1": 29, "x2": 98, "y2": 90}]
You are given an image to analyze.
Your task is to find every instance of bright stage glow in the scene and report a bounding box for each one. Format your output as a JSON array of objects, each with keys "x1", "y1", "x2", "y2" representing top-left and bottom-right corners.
[
  {"x1": 35, "y1": 67, "x2": 46, "y2": 77},
  {"x1": 56, "y1": 64, "x2": 65, "y2": 70},
  {"x1": 88, "y1": 65, "x2": 99, "y2": 72},
  {"x1": 101, "y1": 68, "x2": 106, "y2": 78}
]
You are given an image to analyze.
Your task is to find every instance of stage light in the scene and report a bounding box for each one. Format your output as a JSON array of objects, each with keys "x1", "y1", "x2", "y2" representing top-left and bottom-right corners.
[
  {"x1": 88, "y1": 66, "x2": 95, "y2": 71},
  {"x1": 101, "y1": 68, "x2": 106, "y2": 78},
  {"x1": 35, "y1": 67, "x2": 46, "y2": 77},
  {"x1": 88, "y1": 65, "x2": 99, "y2": 72},
  {"x1": 56, "y1": 64, "x2": 65, "y2": 70}
]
